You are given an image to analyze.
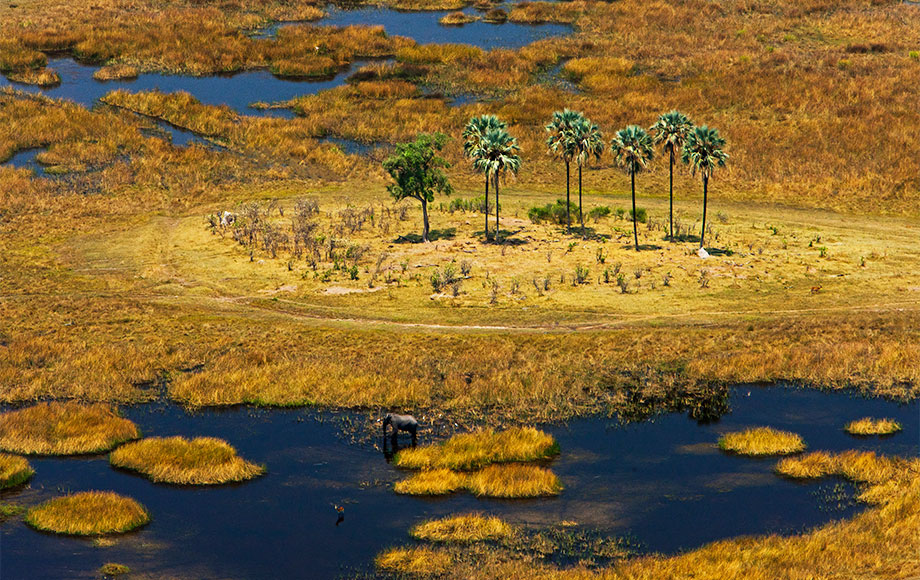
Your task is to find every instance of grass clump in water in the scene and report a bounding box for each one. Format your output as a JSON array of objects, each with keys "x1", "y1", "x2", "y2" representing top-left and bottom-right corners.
[
  {"x1": 25, "y1": 491, "x2": 150, "y2": 535},
  {"x1": 6, "y1": 68, "x2": 61, "y2": 86},
  {"x1": 844, "y1": 417, "x2": 902, "y2": 436},
  {"x1": 0, "y1": 403, "x2": 140, "y2": 456},
  {"x1": 0, "y1": 453, "x2": 34, "y2": 489},
  {"x1": 93, "y1": 65, "x2": 139, "y2": 81},
  {"x1": 394, "y1": 427, "x2": 558, "y2": 470},
  {"x1": 718, "y1": 427, "x2": 805, "y2": 456},
  {"x1": 411, "y1": 513, "x2": 513, "y2": 543},
  {"x1": 777, "y1": 450, "x2": 909, "y2": 505},
  {"x1": 439, "y1": 11, "x2": 477, "y2": 25},
  {"x1": 99, "y1": 563, "x2": 131, "y2": 576},
  {"x1": 396, "y1": 464, "x2": 562, "y2": 498},
  {"x1": 394, "y1": 468, "x2": 466, "y2": 495},
  {"x1": 109, "y1": 436, "x2": 265, "y2": 485},
  {"x1": 375, "y1": 547, "x2": 452, "y2": 576}
]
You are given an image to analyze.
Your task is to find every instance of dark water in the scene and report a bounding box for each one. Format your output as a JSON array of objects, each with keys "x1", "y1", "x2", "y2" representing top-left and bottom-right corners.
[
  {"x1": 1, "y1": 386, "x2": 917, "y2": 579},
  {"x1": 3, "y1": 149, "x2": 49, "y2": 176},
  {"x1": 257, "y1": 7, "x2": 571, "y2": 50}
]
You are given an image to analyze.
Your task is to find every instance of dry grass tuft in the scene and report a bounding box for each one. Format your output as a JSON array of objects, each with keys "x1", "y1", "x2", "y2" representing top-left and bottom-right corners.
[
  {"x1": 394, "y1": 468, "x2": 467, "y2": 496},
  {"x1": 6, "y1": 68, "x2": 61, "y2": 86},
  {"x1": 718, "y1": 427, "x2": 805, "y2": 456},
  {"x1": 25, "y1": 491, "x2": 150, "y2": 535},
  {"x1": 411, "y1": 513, "x2": 513, "y2": 543},
  {"x1": 777, "y1": 450, "x2": 907, "y2": 495},
  {"x1": 439, "y1": 11, "x2": 478, "y2": 26},
  {"x1": 0, "y1": 453, "x2": 33, "y2": 489},
  {"x1": 844, "y1": 417, "x2": 902, "y2": 436},
  {"x1": 376, "y1": 547, "x2": 452, "y2": 576},
  {"x1": 93, "y1": 64, "x2": 139, "y2": 81},
  {"x1": 0, "y1": 403, "x2": 140, "y2": 455},
  {"x1": 396, "y1": 464, "x2": 562, "y2": 498},
  {"x1": 99, "y1": 563, "x2": 131, "y2": 576},
  {"x1": 109, "y1": 436, "x2": 265, "y2": 485},
  {"x1": 395, "y1": 427, "x2": 558, "y2": 470},
  {"x1": 775, "y1": 451, "x2": 837, "y2": 479},
  {"x1": 466, "y1": 464, "x2": 562, "y2": 498}
]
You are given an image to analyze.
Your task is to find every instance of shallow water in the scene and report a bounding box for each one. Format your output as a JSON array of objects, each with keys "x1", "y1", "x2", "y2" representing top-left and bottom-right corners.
[
  {"x1": 0, "y1": 57, "x2": 373, "y2": 118},
  {"x1": 3, "y1": 149, "x2": 49, "y2": 176},
  {"x1": 257, "y1": 6, "x2": 571, "y2": 50},
  {"x1": 1, "y1": 386, "x2": 916, "y2": 579}
]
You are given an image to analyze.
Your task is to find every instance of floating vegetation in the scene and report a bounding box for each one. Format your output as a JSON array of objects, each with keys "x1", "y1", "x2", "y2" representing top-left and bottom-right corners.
[
  {"x1": 718, "y1": 427, "x2": 805, "y2": 456},
  {"x1": 0, "y1": 403, "x2": 140, "y2": 456},
  {"x1": 109, "y1": 436, "x2": 265, "y2": 485},
  {"x1": 439, "y1": 11, "x2": 477, "y2": 26},
  {"x1": 0, "y1": 501, "x2": 25, "y2": 521},
  {"x1": 25, "y1": 492, "x2": 150, "y2": 535},
  {"x1": 394, "y1": 427, "x2": 558, "y2": 470},
  {"x1": 93, "y1": 64, "x2": 139, "y2": 81},
  {"x1": 395, "y1": 464, "x2": 562, "y2": 498},
  {"x1": 411, "y1": 513, "x2": 512, "y2": 543},
  {"x1": 776, "y1": 450, "x2": 912, "y2": 506},
  {"x1": 375, "y1": 547, "x2": 452, "y2": 576},
  {"x1": 0, "y1": 453, "x2": 34, "y2": 489},
  {"x1": 394, "y1": 468, "x2": 466, "y2": 495},
  {"x1": 99, "y1": 563, "x2": 131, "y2": 576},
  {"x1": 844, "y1": 417, "x2": 902, "y2": 436},
  {"x1": 6, "y1": 68, "x2": 61, "y2": 87}
]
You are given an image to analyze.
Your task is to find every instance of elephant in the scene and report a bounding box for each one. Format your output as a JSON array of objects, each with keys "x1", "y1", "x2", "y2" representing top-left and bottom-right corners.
[{"x1": 382, "y1": 413, "x2": 418, "y2": 446}]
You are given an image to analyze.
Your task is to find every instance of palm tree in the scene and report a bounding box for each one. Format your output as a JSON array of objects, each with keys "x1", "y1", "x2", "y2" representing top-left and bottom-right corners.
[
  {"x1": 650, "y1": 111, "x2": 693, "y2": 242},
  {"x1": 463, "y1": 115, "x2": 507, "y2": 241},
  {"x1": 610, "y1": 125, "x2": 654, "y2": 251},
  {"x1": 475, "y1": 127, "x2": 521, "y2": 244},
  {"x1": 681, "y1": 126, "x2": 728, "y2": 250},
  {"x1": 545, "y1": 109, "x2": 583, "y2": 233},
  {"x1": 571, "y1": 116, "x2": 605, "y2": 238}
]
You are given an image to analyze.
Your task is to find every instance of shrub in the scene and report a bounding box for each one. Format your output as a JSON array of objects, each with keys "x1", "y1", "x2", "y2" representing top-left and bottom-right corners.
[
  {"x1": 528, "y1": 199, "x2": 577, "y2": 225},
  {"x1": 587, "y1": 206, "x2": 611, "y2": 221},
  {"x1": 573, "y1": 264, "x2": 589, "y2": 285},
  {"x1": 629, "y1": 207, "x2": 647, "y2": 223}
]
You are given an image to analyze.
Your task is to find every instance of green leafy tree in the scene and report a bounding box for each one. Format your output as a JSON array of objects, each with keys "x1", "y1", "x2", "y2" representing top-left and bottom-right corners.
[
  {"x1": 650, "y1": 111, "x2": 694, "y2": 241},
  {"x1": 475, "y1": 127, "x2": 521, "y2": 244},
  {"x1": 463, "y1": 115, "x2": 507, "y2": 241},
  {"x1": 545, "y1": 109, "x2": 583, "y2": 233},
  {"x1": 571, "y1": 116, "x2": 605, "y2": 238},
  {"x1": 383, "y1": 133, "x2": 452, "y2": 243},
  {"x1": 611, "y1": 125, "x2": 654, "y2": 251},
  {"x1": 681, "y1": 126, "x2": 728, "y2": 249}
]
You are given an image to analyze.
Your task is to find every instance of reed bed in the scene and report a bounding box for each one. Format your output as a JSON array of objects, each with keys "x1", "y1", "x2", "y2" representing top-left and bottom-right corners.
[
  {"x1": 844, "y1": 417, "x2": 902, "y2": 436},
  {"x1": 25, "y1": 491, "x2": 150, "y2": 535},
  {"x1": 0, "y1": 453, "x2": 33, "y2": 489},
  {"x1": 375, "y1": 547, "x2": 452, "y2": 576},
  {"x1": 6, "y1": 68, "x2": 60, "y2": 86},
  {"x1": 0, "y1": 402, "x2": 140, "y2": 455},
  {"x1": 395, "y1": 427, "x2": 558, "y2": 470},
  {"x1": 718, "y1": 427, "x2": 806, "y2": 456},
  {"x1": 411, "y1": 513, "x2": 513, "y2": 543},
  {"x1": 395, "y1": 464, "x2": 562, "y2": 498},
  {"x1": 109, "y1": 436, "x2": 265, "y2": 485}
]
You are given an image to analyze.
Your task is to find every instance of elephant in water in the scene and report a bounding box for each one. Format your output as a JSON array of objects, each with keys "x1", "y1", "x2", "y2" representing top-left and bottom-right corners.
[{"x1": 383, "y1": 413, "x2": 418, "y2": 446}]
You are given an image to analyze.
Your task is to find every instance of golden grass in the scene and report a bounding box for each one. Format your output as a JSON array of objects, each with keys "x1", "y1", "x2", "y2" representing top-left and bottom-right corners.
[
  {"x1": 395, "y1": 468, "x2": 467, "y2": 495},
  {"x1": 395, "y1": 427, "x2": 558, "y2": 470},
  {"x1": 0, "y1": 403, "x2": 140, "y2": 455},
  {"x1": 109, "y1": 436, "x2": 265, "y2": 485},
  {"x1": 396, "y1": 464, "x2": 562, "y2": 498},
  {"x1": 776, "y1": 450, "x2": 906, "y2": 493},
  {"x1": 6, "y1": 68, "x2": 60, "y2": 86},
  {"x1": 376, "y1": 547, "x2": 452, "y2": 576},
  {"x1": 439, "y1": 11, "x2": 478, "y2": 26},
  {"x1": 25, "y1": 491, "x2": 149, "y2": 535},
  {"x1": 93, "y1": 64, "x2": 138, "y2": 81},
  {"x1": 411, "y1": 513, "x2": 513, "y2": 543},
  {"x1": 0, "y1": 453, "x2": 33, "y2": 489},
  {"x1": 99, "y1": 563, "x2": 131, "y2": 576},
  {"x1": 844, "y1": 417, "x2": 902, "y2": 436},
  {"x1": 718, "y1": 427, "x2": 806, "y2": 456},
  {"x1": 467, "y1": 464, "x2": 562, "y2": 498}
]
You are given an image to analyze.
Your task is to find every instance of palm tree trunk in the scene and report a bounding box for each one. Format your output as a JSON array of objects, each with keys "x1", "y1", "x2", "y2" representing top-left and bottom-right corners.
[
  {"x1": 668, "y1": 147, "x2": 674, "y2": 242},
  {"x1": 700, "y1": 174, "x2": 708, "y2": 249},
  {"x1": 579, "y1": 165, "x2": 585, "y2": 239},
  {"x1": 631, "y1": 171, "x2": 639, "y2": 251},
  {"x1": 422, "y1": 198, "x2": 430, "y2": 243},
  {"x1": 494, "y1": 172, "x2": 501, "y2": 244},
  {"x1": 484, "y1": 172, "x2": 490, "y2": 241},
  {"x1": 565, "y1": 160, "x2": 571, "y2": 234}
]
